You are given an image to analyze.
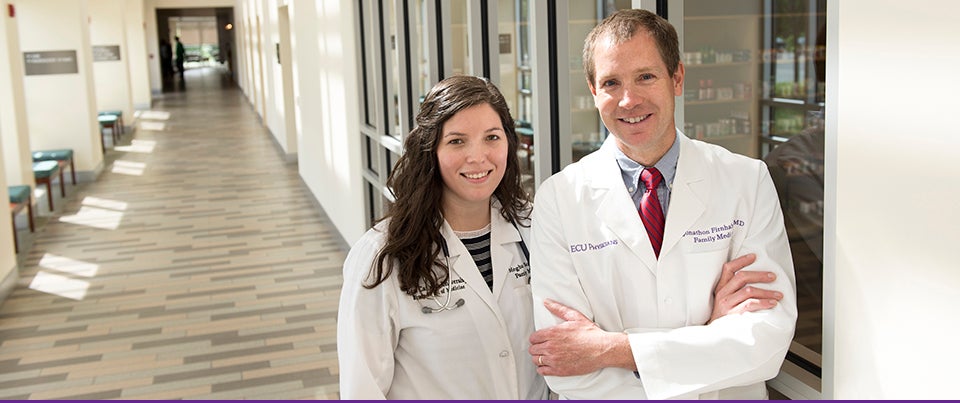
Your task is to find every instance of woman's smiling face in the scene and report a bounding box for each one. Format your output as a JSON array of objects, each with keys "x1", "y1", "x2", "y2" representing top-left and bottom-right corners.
[{"x1": 436, "y1": 102, "x2": 508, "y2": 213}]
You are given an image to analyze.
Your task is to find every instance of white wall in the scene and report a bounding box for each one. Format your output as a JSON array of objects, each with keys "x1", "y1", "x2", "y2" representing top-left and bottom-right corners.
[
  {"x1": 288, "y1": 0, "x2": 363, "y2": 244},
  {"x1": 18, "y1": 0, "x2": 104, "y2": 174},
  {"x1": 124, "y1": 0, "x2": 152, "y2": 110},
  {"x1": 0, "y1": 1, "x2": 34, "y2": 188},
  {"x1": 260, "y1": 0, "x2": 283, "y2": 153},
  {"x1": 249, "y1": 0, "x2": 296, "y2": 159},
  {"x1": 89, "y1": 0, "x2": 135, "y2": 123},
  {"x1": 277, "y1": 3, "x2": 297, "y2": 158},
  {"x1": 0, "y1": 117, "x2": 18, "y2": 302},
  {"x1": 236, "y1": 0, "x2": 267, "y2": 120},
  {"x1": 824, "y1": 0, "x2": 960, "y2": 399},
  {"x1": 234, "y1": 0, "x2": 363, "y2": 244},
  {"x1": 0, "y1": 3, "x2": 20, "y2": 302}
]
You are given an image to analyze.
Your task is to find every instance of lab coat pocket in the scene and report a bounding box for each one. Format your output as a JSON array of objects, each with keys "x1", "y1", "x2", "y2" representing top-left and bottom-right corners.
[
  {"x1": 512, "y1": 284, "x2": 534, "y2": 312},
  {"x1": 679, "y1": 232, "x2": 732, "y2": 254}
]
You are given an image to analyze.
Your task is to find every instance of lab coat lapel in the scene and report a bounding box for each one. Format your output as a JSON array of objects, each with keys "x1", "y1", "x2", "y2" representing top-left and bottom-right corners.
[
  {"x1": 589, "y1": 140, "x2": 660, "y2": 274},
  {"x1": 660, "y1": 135, "x2": 708, "y2": 257},
  {"x1": 489, "y1": 202, "x2": 523, "y2": 301}
]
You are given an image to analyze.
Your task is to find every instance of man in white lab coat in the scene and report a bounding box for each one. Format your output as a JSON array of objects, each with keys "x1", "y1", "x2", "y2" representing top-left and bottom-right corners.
[{"x1": 528, "y1": 9, "x2": 797, "y2": 399}]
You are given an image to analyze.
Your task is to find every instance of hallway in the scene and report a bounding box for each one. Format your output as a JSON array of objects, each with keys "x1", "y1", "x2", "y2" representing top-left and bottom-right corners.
[{"x1": 0, "y1": 67, "x2": 344, "y2": 399}]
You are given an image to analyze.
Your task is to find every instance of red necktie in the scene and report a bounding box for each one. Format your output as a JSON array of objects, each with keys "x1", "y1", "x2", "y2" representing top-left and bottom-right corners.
[{"x1": 639, "y1": 168, "x2": 665, "y2": 258}]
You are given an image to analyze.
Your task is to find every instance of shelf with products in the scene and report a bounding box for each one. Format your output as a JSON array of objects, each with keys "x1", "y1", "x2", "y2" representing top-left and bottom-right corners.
[
  {"x1": 683, "y1": 14, "x2": 759, "y2": 22},
  {"x1": 680, "y1": 1, "x2": 762, "y2": 158},
  {"x1": 683, "y1": 111, "x2": 752, "y2": 140},
  {"x1": 685, "y1": 98, "x2": 752, "y2": 106},
  {"x1": 762, "y1": 98, "x2": 823, "y2": 110},
  {"x1": 685, "y1": 132, "x2": 753, "y2": 142},
  {"x1": 685, "y1": 61, "x2": 753, "y2": 68},
  {"x1": 683, "y1": 49, "x2": 753, "y2": 66}
]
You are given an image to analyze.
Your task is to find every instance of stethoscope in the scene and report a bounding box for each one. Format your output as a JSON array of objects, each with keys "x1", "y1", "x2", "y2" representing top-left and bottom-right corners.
[{"x1": 421, "y1": 221, "x2": 530, "y2": 314}]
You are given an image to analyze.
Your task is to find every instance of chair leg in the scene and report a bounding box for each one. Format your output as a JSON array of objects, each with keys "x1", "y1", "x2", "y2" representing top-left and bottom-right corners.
[
  {"x1": 10, "y1": 215, "x2": 17, "y2": 254},
  {"x1": 69, "y1": 158, "x2": 77, "y2": 184},
  {"x1": 58, "y1": 169, "x2": 66, "y2": 197},
  {"x1": 27, "y1": 201, "x2": 35, "y2": 232},
  {"x1": 40, "y1": 179, "x2": 54, "y2": 211}
]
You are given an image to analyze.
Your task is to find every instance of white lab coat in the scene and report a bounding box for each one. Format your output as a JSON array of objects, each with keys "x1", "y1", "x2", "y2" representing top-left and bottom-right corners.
[
  {"x1": 337, "y1": 201, "x2": 548, "y2": 400},
  {"x1": 530, "y1": 132, "x2": 797, "y2": 400}
]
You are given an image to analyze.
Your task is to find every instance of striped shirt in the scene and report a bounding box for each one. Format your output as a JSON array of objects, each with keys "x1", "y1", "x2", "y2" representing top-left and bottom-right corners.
[{"x1": 455, "y1": 224, "x2": 493, "y2": 291}]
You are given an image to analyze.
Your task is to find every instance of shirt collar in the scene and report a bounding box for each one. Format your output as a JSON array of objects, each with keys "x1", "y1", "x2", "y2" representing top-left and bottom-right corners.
[{"x1": 614, "y1": 130, "x2": 681, "y2": 192}]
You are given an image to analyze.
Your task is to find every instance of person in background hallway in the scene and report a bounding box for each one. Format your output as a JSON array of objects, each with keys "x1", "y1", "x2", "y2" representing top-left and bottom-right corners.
[
  {"x1": 159, "y1": 39, "x2": 173, "y2": 79},
  {"x1": 336, "y1": 75, "x2": 547, "y2": 399},
  {"x1": 175, "y1": 36, "x2": 186, "y2": 77},
  {"x1": 527, "y1": 9, "x2": 797, "y2": 399}
]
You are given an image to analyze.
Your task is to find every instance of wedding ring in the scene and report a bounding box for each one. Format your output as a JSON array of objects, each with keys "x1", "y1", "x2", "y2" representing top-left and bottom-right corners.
[{"x1": 538, "y1": 355, "x2": 544, "y2": 366}]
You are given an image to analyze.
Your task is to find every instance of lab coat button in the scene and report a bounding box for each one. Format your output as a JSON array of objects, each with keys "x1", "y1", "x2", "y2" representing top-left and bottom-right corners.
[
  {"x1": 664, "y1": 297, "x2": 673, "y2": 304},
  {"x1": 499, "y1": 350, "x2": 509, "y2": 357}
]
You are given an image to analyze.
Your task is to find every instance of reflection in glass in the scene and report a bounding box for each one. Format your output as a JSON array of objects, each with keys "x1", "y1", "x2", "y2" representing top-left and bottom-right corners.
[
  {"x1": 498, "y1": 0, "x2": 535, "y2": 196},
  {"x1": 359, "y1": 0, "x2": 377, "y2": 127},
  {"x1": 760, "y1": 0, "x2": 827, "y2": 379},
  {"x1": 449, "y1": 0, "x2": 471, "y2": 76},
  {"x1": 681, "y1": 0, "x2": 826, "y2": 385},
  {"x1": 566, "y1": 0, "x2": 630, "y2": 163},
  {"x1": 410, "y1": 0, "x2": 433, "y2": 110},
  {"x1": 387, "y1": 0, "x2": 401, "y2": 136},
  {"x1": 681, "y1": 0, "x2": 761, "y2": 158}
]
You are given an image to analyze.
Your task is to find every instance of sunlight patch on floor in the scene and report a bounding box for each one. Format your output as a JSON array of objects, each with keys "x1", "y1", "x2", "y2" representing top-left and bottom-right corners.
[
  {"x1": 111, "y1": 160, "x2": 147, "y2": 176},
  {"x1": 29, "y1": 271, "x2": 90, "y2": 301}
]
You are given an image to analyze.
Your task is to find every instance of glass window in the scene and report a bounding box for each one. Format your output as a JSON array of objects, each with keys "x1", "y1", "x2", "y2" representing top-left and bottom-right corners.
[
  {"x1": 358, "y1": 1, "x2": 377, "y2": 128},
  {"x1": 359, "y1": 0, "x2": 403, "y2": 228},
  {"x1": 448, "y1": 0, "x2": 472, "y2": 76},
  {"x1": 760, "y1": 0, "x2": 827, "y2": 385},
  {"x1": 680, "y1": 0, "x2": 761, "y2": 158},
  {"x1": 498, "y1": 0, "x2": 537, "y2": 196},
  {"x1": 678, "y1": 0, "x2": 827, "y2": 392},
  {"x1": 564, "y1": 1, "x2": 631, "y2": 164},
  {"x1": 410, "y1": 0, "x2": 435, "y2": 110},
  {"x1": 386, "y1": 0, "x2": 403, "y2": 137}
]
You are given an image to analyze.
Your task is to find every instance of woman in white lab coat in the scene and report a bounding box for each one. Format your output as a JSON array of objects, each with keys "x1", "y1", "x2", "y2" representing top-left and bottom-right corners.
[{"x1": 337, "y1": 76, "x2": 548, "y2": 400}]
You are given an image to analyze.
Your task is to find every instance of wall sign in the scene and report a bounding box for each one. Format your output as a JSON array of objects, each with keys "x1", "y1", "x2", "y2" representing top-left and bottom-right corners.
[
  {"x1": 93, "y1": 45, "x2": 121, "y2": 62},
  {"x1": 499, "y1": 33, "x2": 511, "y2": 54},
  {"x1": 23, "y1": 50, "x2": 78, "y2": 75}
]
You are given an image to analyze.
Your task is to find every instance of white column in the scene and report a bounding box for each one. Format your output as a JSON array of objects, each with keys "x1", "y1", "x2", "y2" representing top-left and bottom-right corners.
[
  {"x1": 125, "y1": 0, "x2": 152, "y2": 110},
  {"x1": 0, "y1": 0, "x2": 34, "y2": 188},
  {"x1": 18, "y1": 0, "x2": 104, "y2": 176},
  {"x1": 90, "y1": 0, "x2": 135, "y2": 125},
  {"x1": 825, "y1": 0, "x2": 960, "y2": 398}
]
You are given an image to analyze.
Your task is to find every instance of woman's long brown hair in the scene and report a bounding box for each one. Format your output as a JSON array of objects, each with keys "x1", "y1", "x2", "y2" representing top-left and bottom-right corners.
[{"x1": 364, "y1": 75, "x2": 530, "y2": 298}]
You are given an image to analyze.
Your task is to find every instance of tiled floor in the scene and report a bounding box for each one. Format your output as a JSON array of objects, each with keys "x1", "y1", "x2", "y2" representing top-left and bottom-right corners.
[{"x1": 0, "y1": 67, "x2": 345, "y2": 399}]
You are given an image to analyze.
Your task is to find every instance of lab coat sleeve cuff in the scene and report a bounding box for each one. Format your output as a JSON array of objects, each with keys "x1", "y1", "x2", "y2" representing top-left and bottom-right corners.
[{"x1": 626, "y1": 329, "x2": 668, "y2": 394}]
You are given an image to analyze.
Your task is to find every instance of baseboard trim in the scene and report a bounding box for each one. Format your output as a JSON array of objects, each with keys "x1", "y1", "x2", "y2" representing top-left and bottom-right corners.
[{"x1": 0, "y1": 263, "x2": 19, "y2": 307}]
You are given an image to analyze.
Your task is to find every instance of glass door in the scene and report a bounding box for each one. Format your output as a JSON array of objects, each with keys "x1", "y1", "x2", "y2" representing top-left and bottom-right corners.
[
  {"x1": 759, "y1": 0, "x2": 827, "y2": 392},
  {"x1": 675, "y1": 0, "x2": 828, "y2": 396}
]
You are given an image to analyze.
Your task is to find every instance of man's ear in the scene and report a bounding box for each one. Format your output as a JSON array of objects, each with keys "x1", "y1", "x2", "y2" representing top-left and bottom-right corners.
[{"x1": 672, "y1": 62, "x2": 686, "y2": 96}]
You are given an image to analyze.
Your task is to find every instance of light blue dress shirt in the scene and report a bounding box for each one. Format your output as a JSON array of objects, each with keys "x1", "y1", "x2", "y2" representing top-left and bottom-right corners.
[{"x1": 613, "y1": 130, "x2": 681, "y2": 215}]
